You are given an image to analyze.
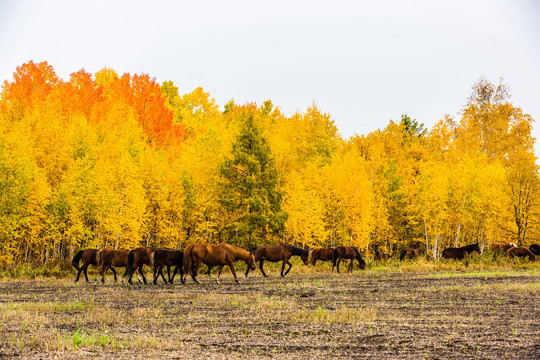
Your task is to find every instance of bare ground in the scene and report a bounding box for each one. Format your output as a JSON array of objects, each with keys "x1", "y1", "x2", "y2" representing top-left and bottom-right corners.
[{"x1": 0, "y1": 269, "x2": 538, "y2": 359}]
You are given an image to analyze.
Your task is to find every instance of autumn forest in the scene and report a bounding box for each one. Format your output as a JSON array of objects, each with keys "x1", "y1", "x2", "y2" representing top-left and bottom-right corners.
[{"x1": 0, "y1": 61, "x2": 537, "y2": 267}]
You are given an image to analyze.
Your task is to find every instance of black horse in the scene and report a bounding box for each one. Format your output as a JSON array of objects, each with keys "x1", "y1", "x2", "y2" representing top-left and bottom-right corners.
[
  {"x1": 441, "y1": 243, "x2": 481, "y2": 260},
  {"x1": 529, "y1": 244, "x2": 540, "y2": 256}
]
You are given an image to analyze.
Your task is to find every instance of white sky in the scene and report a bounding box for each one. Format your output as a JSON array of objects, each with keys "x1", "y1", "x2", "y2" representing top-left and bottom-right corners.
[{"x1": 1, "y1": 0, "x2": 539, "y2": 148}]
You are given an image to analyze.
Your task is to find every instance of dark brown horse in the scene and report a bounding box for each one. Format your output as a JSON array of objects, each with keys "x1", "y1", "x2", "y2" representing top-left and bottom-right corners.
[
  {"x1": 332, "y1": 246, "x2": 366, "y2": 273},
  {"x1": 245, "y1": 244, "x2": 310, "y2": 278},
  {"x1": 490, "y1": 242, "x2": 517, "y2": 254},
  {"x1": 441, "y1": 243, "x2": 481, "y2": 260},
  {"x1": 182, "y1": 243, "x2": 256, "y2": 285},
  {"x1": 71, "y1": 249, "x2": 99, "y2": 283},
  {"x1": 150, "y1": 249, "x2": 184, "y2": 284},
  {"x1": 124, "y1": 247, "x2": 165, "y2": 284},
  {"x1": 529, "y1": 244, "x2": 540, "y2": 256},
  {"x1": 308, "y1": 247, "x2": 335, "y2": 266},
  {"x1": 96, "y1": 249, "x2": 138, "y2": 283},
  {"x1": 508, "y1": 247, "x2": 536, "y2": 261},
  {"x1": 400, "y1": 248, "x2": 423, "y2": 261}
]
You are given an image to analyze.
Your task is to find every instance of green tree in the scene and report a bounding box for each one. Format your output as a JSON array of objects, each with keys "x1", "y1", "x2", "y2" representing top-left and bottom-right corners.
[
  {"x1": 401, "y1": 113, "x2": 427, "y2": 139},
  {"x1": 219, "y1": 113, "x2": 287, "y2": 248}
]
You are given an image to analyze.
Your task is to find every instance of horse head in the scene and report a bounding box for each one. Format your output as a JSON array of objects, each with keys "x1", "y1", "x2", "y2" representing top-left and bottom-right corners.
[
  {"x1": 248, "y1": 253, "x2": 256, "y2": 270},
  {"x1": 359, "y1": 259, "x2": 366, "y2": 270},
  {"x1": 300, "y1": 249, "x2": 310, "y2": 265}
]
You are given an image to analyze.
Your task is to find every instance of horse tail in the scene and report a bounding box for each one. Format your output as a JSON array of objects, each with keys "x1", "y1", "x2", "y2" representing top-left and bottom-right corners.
[
  {"x1": 72, "y1": 250, "x2": 84, "y2": 271},
  {"x1": 96, "y1": 249, "x2": 102, "y2": 268},
  {"x1": 183, "y1": 246, "x2": 192, "y2": 277},
  {"x1": 400, "y1": 249, "x2": 406, "y2": 261},
  {"x1": 124, "y1": 250, "x2": 135, "y2": 277}
]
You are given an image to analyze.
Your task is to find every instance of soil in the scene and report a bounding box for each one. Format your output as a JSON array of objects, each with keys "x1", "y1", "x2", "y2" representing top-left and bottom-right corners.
[{"x1": 0, "y1": 270, "x2": 538, "y2": 359}]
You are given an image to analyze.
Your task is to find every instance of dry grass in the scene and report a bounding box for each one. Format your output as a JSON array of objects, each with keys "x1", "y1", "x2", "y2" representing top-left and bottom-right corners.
[{"x1": 0, "y1": 263, "x2": 538, "y2": 359}]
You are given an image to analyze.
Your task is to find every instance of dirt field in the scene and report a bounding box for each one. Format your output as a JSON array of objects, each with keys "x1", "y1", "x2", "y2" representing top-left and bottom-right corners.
[{"x1": 0, "y1": 267, "x2": 539, "y2": 359}]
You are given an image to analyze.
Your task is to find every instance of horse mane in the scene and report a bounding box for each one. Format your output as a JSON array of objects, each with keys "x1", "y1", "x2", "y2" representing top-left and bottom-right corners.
[
  {"x1": 291, "y1": 245, "x2": 308, "y2": 256},
  {"x1": 461, "y1": 243, "x2": 479, "y2": 251},
  {"x1": 220, "y1": 243, "x2": 252, "y2": 261}
]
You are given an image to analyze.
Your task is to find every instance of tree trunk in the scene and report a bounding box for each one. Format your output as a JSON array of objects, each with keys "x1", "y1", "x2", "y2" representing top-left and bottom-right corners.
[
  {"x1": 424, "y1": 220, "x2": 429, "y2": 256},
  {"x1": 454, "y1": 222, "x2": 461, "y2": 248}
]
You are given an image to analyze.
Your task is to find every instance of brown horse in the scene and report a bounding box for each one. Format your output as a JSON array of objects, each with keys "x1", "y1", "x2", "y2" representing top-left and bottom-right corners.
[
  {"x1": 246, "y1": 244, "x2": 310, "y2": 278},
  {"x1": 150, "y1": 249, "x2": 184, "y2": 284},
  {"x1": 124, "y1": 247, "x2": 165, "y2": 284},
  {"x1": 529, "y1": 244, "x2": 540, "y2": 256},
  {"x1": 308, "y1": 247, "x2": 335, "y2": 266},
  {"x1": 96, "y1": 249, "x2": 139, "y2": 283},
  {"x1": 332, "y1": 246, "x2": 366, "y2": 273},
  {"x1": 71, "y1": 249, "x2": 99, "y2": 283},
  {"x1": 490, "y1": 242, "x2": 517, "y2": 254},
  {"x1": 400, "y1": 248, "x2": 423, "y2": 261},
  {"x1": 182, "y1": 243, "x2": 256, "y2": 285},
  {"x1": 441, "y1": 243, "x2": 481, "y2": 260},
  {"x1": 508, "y1": 247, "x2": 536, "y2": 261}
]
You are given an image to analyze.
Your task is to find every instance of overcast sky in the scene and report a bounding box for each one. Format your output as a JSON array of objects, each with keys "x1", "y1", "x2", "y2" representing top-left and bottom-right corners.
[{"x1": 1, "y1": 0, "x2": 539, "y2": 146}]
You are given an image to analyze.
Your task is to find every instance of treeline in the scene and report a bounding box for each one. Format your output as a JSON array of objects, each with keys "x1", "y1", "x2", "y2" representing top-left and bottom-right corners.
[{"x1": 0, "y1": 61, "x2": 538, "y2": 266}]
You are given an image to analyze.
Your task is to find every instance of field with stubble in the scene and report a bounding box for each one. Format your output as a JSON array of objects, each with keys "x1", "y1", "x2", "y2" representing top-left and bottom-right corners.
[{"x1": 0, "y1": 265, "x2": 539, "y2": 359}]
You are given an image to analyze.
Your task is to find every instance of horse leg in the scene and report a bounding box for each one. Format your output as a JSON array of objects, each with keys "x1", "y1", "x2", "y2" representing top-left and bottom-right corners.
[
  {"x1": 228, "y1": 261, "x2": 239, "y2": 283},
  {"x1": 337, "y1": 259, "x2": 342, "y2": 274},
  {"x1": 159, "y1": 266, "x2": 168, "y2": 284},
  {"x1": 83, "y1": 266, "x2": 90, "y2": 283},
  {"x1": 110, "y1": 267, "x2": 117, "y2": 283},
  {"x1": 283, "y1": 260, "x2": 293, "y2": 276},
  {"x1": 166, "y1": 266, "x2": 171, "y2": 283},
  {"x1": 140, "y1": 266, "x2": 147, "y2": 284},
  {"x1": 152, "y1": 265, "x2": 159, "y2": 285},
  {"x1": 128, "y1": 266, "x2": 134, "y2": 284},
  {"x1": 100, "y1": 266, "x2": 107, "y2": 283},
  {"x1": 216, "y1": 265, "x2": 224, "y2": 285},
  {"x1": 171, "y1": 266, "x2": 179, "y2": 283},
  {"x1": 259, "y1": 259, "x2": 268, "y2": 277},
  {"x1": 136, "y1": 268, "x2": 143, "y2": 283},
  {"x1": 205, "y1": 265, "x2": 213, "y2": 277},
  {"x1": 191, "y1": 260, "x2": 200, "y2": 284},
  {"x1": 280, "y1": 260, "x2": 287, "y2": 277},
  {"x1": 348, "y1": 260, "x2": 354, "y2": 273},
  {"x1": 75, "y1": 267, "x2": 84, "y2": 283},
  {"x1": 96, "y1": 266, "x2": 102, "y2": 283}
]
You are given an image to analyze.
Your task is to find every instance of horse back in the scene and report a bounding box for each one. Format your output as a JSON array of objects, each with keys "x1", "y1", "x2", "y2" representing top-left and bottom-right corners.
[
  {"x1": 254, "y1": 245, "x2": 284, "y2": 261},
  {"x1": 316, "y1": 247, "x2": 334, "y2": 261}
]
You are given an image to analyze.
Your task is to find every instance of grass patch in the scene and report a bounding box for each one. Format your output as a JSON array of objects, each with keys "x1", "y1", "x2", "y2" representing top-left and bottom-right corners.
[
  {"x1": 294, "y1": 305, "x2": 377, "y2": 324},
  {"x1": 0, "y1": 261, "x2": 78, "y2": 280},
  {"x1": 1, "y1": 299, "x2": 90, "y2": 312}
]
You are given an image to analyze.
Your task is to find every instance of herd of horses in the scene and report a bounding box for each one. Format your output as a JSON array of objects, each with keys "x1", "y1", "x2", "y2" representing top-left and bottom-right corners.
[{"x1": 71, "y1": 241, "x2": 539, "y2": 285}]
